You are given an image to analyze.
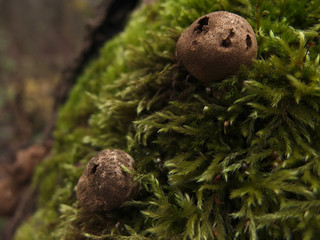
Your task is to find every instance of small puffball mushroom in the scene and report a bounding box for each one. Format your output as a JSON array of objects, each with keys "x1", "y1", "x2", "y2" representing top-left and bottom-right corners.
[
  {"x1": 176, "y1": 11, "x2": 257, "y2": 83},
  {"x1": 76, "y1": 149, "x2": 138, "y2": 212}
]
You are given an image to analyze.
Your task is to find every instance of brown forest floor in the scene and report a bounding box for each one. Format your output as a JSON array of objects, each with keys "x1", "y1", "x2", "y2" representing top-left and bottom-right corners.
[{"x1": 0, "y1": 0, "x2": 140, "y2": 239}]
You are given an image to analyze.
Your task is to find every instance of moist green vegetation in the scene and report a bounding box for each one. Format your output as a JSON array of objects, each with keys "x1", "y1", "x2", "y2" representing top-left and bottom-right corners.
[{"x1": 15, "y1": 0, "x2": 320, "y2": 239}]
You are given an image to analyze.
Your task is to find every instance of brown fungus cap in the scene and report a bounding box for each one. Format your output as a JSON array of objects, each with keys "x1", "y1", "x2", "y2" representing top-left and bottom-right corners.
[
  {"x1": 176, "y1": 11, "x2": 257, "y2": 83},
  {"x1": 76, "y1": 149, "x2": 138, "y2": 212}
]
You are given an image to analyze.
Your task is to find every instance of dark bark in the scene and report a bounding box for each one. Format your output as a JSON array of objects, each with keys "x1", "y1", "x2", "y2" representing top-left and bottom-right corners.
[
  {"x1": 53, "y1": 0, "x2": 139, "y2": 113},
  {"x1": 43, "y1": 0, "x2": 139, "y2": 143}
]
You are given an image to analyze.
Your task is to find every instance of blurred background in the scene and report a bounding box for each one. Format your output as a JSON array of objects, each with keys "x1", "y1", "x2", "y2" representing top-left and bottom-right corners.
[
  {"x1": 0, "y1": 0, "x2": 141, "y2": 238},
  {"x1": 0, "y1": 0, "x2": 100, "y2": 236},
  {"x1": 0, "y1": 0, "x2": 99, "y2": 164}
]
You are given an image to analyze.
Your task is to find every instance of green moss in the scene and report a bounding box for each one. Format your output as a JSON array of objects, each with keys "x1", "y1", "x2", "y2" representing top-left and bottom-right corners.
[{"x1": 15, "y1": 0, "x2": 320, "y2": 239}]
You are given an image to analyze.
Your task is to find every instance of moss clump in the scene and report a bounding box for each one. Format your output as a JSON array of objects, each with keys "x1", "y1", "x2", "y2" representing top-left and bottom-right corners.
[{"x1": 15, "y1": 0, "x2": 320, "y2": 239}]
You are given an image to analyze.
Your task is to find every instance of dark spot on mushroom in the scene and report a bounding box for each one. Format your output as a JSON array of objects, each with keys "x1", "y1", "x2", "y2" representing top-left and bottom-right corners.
[
  {"x1": 222, "y1": 38, "x2": 231, "y2": 47},
  {"x1": 90, "y1": 163, "x2": 99, "y2": 174},
  {"x1": 221, "y1": 29, "x2": 235, "y2": 48},
  {"x1": 194, "y1": 16, "x2": 209, "y2": 33},
  {"x1": 246, "y1": 34, "x2": 252, "y2": 50}
]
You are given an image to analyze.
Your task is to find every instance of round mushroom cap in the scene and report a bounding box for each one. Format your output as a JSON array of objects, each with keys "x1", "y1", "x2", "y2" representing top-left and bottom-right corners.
[
  {"x1": 176, "y1": 11, "x2": 257, "y2": 83},
  {"x1": 76, "y1": 149, "x2": 138, "y2": 212}
]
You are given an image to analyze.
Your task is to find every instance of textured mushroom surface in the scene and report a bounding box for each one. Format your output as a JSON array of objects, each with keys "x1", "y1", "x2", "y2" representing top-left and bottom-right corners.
[
  {"x1": 176, "y1": 11, "x2": 257, "y2": 83},
  {"x1": 76, "y1": 149, "x2": 138, "y2": 212}
]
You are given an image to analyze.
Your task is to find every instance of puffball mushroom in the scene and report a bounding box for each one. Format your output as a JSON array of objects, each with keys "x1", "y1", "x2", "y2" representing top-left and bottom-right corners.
[
  {"x1": 76, "y1": 149, "x2": 138, "y2": 212},
  {"x1": 176, "y1": 11, "x2": 257, "y2": 83}
]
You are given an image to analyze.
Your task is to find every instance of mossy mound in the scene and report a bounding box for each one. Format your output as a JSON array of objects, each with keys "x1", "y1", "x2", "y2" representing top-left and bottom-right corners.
[{"x1": 15, "y1": 0, "x2": 320, "y2": 239}]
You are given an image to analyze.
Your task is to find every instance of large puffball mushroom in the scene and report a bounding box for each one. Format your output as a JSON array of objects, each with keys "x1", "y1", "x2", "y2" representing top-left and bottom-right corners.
[
  {"x1": 176, "y1": 11, "x2": 257, "y2": 83},
  {"x1": 76, "y1": 149, "x2": 138, "y2": 212}
]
